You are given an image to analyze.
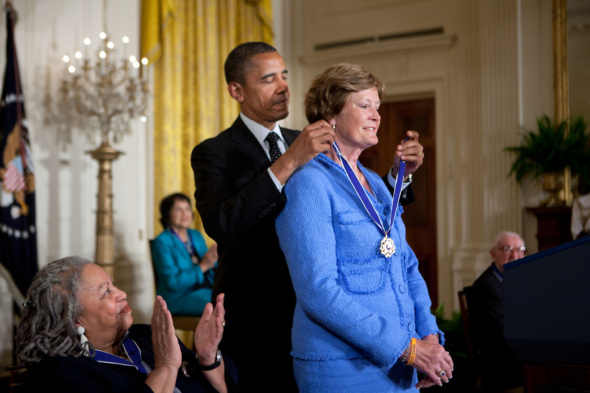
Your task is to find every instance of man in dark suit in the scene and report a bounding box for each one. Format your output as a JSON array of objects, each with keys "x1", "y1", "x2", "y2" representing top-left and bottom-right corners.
[
  {"x1": 191, "y1": 42, "x2": 424, "y2": 392},
  {"x1": 468, "y1": 231, "x2": 526, "y2": 391}
]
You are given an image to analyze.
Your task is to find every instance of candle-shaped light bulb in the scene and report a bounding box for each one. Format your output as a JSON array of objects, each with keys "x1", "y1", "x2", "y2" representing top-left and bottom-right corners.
[
  {"x1": 62, "y1": 55, "x2": 70, "y2": 77},
  {"x1": 83, "y1": 37, "x2": 91, "y2": 57},
  {"x1": 99, "y1": 51, "x2": 107, "y2": 59},
  {"x1": 122, "y1": 36, "x2": 129, "y2": 57},
  {"x1": 68, "y1": 65, "x2": 76, "y2": 73},
  {"x1": 74, "y1": 51, "x2": 83, "y2": 75},
  {"x1": 107, "y1": 41, "x2": 114, "y2": 49},
  {"x1": 141, "y1": 58, "x2": 148, "y2": 80},
  {"x1": 133, "y1": 61, "x2": 140, "y2": 69},
  {"x1": 129, "y1": 55, "x2": 137, "y2": 63},
  {"x1": 99, "y1": 32, "x2": 107, "y2": 40}
]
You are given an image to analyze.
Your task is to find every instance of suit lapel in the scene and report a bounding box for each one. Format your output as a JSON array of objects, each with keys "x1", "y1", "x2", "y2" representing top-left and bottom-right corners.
[
  {"x1": 229, "y1": 117, "x2": 270, "y2": 169},
  {"x1": 281, "y1": 127, "x2": 299, "y2": 147},
  {"x1": 228, "y1": 116, "x2": 301, "y2": 167}
]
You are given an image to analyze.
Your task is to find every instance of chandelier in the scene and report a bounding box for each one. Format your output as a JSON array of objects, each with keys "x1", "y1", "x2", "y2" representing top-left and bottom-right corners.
[
  {"x1": 60, "y1": 25, "x2": 149, "y2": 277},
  {"x1": 61, "y1": 32, "x2": 148, "y2": 145}
]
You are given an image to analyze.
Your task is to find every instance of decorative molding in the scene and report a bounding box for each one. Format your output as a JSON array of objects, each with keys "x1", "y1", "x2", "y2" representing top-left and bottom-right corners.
[
  {"x1": 569, "y1": 22, "x2": 590, "y2": 35},
  {"x1": 321, "y1": 0, "x2": 429, "y2": 16},
  {"x1": 300, "y1": 34, "x2": 456, "y2": 65}
]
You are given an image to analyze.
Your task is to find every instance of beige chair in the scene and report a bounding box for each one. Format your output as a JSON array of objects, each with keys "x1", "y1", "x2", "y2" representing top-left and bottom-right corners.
[{"x1": 148, "y1": 239, "x2": 200, "y2": 349}]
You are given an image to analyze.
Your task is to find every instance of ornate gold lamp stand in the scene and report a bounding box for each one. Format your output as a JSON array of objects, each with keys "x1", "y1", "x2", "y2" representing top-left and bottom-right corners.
[
  {"x1": 88, "y1": 144, "x2": 122, "y2": 277},
  {"x1": 61, "y1": 26, "x2": 148, "y2": 277}
]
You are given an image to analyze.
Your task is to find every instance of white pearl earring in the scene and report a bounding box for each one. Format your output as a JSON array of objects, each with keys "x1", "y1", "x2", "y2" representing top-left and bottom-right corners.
[{"x1": 77, "y1": 326, "x2": 90, "y2": 355}]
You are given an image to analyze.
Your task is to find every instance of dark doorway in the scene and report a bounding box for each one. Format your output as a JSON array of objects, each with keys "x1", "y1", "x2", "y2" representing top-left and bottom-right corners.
[{"x1": 360, "y1": 98, "x2": 438, "y2": 306}]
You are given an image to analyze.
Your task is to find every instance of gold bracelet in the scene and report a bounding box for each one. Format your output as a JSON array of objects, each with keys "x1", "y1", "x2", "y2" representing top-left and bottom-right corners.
[{"x1": 406, "y1": 337, "x2": 417, "y2": 366}]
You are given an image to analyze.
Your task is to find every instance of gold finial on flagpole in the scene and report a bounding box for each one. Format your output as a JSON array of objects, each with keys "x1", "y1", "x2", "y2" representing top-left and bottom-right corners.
[{"x1": 5, "y1": 0, "x2": 17, "y2": 24}]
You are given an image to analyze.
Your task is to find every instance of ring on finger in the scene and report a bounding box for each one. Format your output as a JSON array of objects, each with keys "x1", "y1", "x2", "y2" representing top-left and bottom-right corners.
[
  {"x1": 418, "y1": 149, "x2": 423, "y2": 157},
  {"x1": 438, "y1": 369, "x2": 446, "y2": 378}
]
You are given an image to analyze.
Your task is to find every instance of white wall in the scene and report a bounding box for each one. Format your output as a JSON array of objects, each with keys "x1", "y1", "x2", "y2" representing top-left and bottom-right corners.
[{"x1": 0, "y1": 0, "x2": 153, "y2": 373}]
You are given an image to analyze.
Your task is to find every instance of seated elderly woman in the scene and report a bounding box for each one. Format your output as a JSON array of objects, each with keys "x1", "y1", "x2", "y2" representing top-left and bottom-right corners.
[
  {"x1": 152, "y1": 192, "x2": 217, "y2": 316},
  {"x1": 16, "y1": 256, "x2": 236, "y2": 393},
  {"x1": 276, "y1": 63, "x2": 453, "y2": 392}
]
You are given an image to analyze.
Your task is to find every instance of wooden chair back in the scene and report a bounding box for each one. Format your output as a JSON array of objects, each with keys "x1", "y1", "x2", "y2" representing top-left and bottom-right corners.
[{"x1": 458, "y1": 286, "x2": 482, "y2": 391}]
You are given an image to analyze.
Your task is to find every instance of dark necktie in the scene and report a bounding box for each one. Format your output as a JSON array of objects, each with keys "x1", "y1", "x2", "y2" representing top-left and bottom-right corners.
[{"x1": 266, "y1": 132, "x2": 282, "y2": 163}]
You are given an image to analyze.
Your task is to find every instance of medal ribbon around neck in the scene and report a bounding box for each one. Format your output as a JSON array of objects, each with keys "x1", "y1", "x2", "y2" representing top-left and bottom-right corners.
[
  {"x1": 332, "y1": 141, "x2": 406, "y2": 258},
  {"x1": 93, "y1": 336, "x2": 148, "y2": 374},
  {"x1": 169, "y1": 227, "x2": 200, "y2": 264}
]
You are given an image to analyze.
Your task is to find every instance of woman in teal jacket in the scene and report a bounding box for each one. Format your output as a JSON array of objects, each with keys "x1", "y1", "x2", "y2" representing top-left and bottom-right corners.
[{"x1": 151, "y1": 193, "x2": 217, "y2": 316}]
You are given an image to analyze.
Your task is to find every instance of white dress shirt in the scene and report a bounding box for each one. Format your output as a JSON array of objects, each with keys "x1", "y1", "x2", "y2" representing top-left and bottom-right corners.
[{"x1": 239, "y1": 112, "x2": 411, "y2": 193}]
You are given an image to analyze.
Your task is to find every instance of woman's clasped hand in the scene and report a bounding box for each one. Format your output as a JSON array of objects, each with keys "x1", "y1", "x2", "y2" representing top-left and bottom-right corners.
[{"x1": 412, "y1": 335, "x2": 454, "y2": 388}]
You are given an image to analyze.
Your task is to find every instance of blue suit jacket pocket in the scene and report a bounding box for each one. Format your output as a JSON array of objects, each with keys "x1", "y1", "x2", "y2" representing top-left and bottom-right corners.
[
  {"x1": 338, "y1": 258, "x2": 387, "y2": 294},
  {"x1": 337, "y1": 210, "x2": 372, "y2": 225},
  {"x1": 336, "y1": 210, "x2": 383, "y2": 253}
]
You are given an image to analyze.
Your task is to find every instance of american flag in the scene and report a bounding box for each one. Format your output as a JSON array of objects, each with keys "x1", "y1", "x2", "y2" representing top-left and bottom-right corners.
[
  {"x1": 3, "y1": 159, "x2": 26, "y2": 192},
  {"x1": 0, "y1": 2, "x2": 38, "y2": 295}
]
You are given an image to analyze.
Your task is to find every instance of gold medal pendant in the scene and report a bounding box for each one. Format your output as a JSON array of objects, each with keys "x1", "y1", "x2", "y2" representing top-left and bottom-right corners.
[{"x1": 380, "y1": 236, "x2": 395, "y2": 258}]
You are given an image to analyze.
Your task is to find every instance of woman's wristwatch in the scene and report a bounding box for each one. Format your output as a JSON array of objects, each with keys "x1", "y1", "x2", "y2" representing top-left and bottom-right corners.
[{"x1": 195, "y1": 349, "x2": 222, "y2": 370}]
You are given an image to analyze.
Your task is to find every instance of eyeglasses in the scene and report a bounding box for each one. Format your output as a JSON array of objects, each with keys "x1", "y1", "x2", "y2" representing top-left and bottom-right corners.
[{"x1": 496, "y1": 245, "x2": 526, "y2": 254}]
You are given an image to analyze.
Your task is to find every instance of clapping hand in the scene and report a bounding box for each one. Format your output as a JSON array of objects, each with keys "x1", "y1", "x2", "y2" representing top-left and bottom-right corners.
[
  {"x1": 199, "y1": 244, "x2": 218, "y2": 272},
  {"x1": 151, "y1": 296, "x2": 182, "y2": 370},
  {"x1": 194, "y1": 293, "x2": 225, "y2": 366}
]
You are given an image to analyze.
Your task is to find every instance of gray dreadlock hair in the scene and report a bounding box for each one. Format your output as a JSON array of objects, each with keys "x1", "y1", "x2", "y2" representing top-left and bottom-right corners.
[{"x1": 16, "y1": 256, "x2": 93, "y2": 365}]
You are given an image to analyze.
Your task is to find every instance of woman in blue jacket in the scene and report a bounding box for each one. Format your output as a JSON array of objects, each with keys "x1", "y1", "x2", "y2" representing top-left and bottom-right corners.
[
  {"x1": 276, "y1": 64, "x2": 453, "y2": 392},
  {"x1": 152, "y1": 193, "x2": 217, "y2": 316}
]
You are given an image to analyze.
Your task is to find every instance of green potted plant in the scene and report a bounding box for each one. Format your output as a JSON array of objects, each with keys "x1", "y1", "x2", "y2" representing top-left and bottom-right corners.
[{"x1": 505, "y1": 115, "x2": 590, "y2": 205}]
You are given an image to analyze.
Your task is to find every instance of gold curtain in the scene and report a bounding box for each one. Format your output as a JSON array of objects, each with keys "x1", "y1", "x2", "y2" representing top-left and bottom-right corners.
[{"x1": 140, "y1": 0, "x2": 273, "y2": 236}]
